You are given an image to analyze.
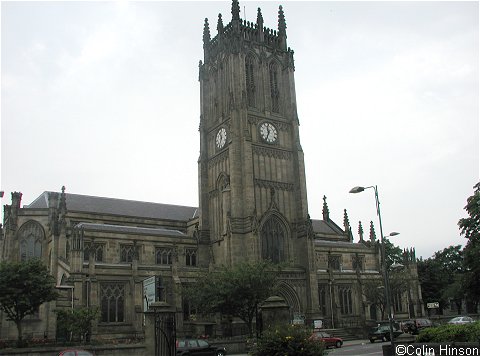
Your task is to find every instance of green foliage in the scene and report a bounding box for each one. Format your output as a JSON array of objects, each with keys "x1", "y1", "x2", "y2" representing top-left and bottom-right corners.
[
  {"x1": 416, "y1": 321, "x2": 480, "y2": 342},
  {"x1": 417, "y1": 245, "x2": 464, "y2": 312},
  {"x1": 383, "y1": 238, "x2": 403, "y2": 269},
  {"x1": 250, "y1": 324, "x2": 326, "y2": 356},
  {"x1": 458, "y1": 182, "x2": 480, "y2": 310},
  {"x1": 0, "y1": 259, "x2": 59, "y2": 344},
  {"x1": 184, "y1": 261, "x2": 281, "y2": 336},
  {"x1": 56, "y1": 307, "x2": 99, "y2": 342}
]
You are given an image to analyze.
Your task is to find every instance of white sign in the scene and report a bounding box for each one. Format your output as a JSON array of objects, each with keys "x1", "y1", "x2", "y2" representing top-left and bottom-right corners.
[
  {"x1": 292, "y1": 313, "x2": 305, "y2": 325},
  {"x1": 314, "y1": 320, "x2": 323, "y2": 329},
  {"x1": 427, "y1": 302, "x2": 439, "y2": 309},
  {"x1": 143, "y1": 276, "x2": 156, "y2": 312}
]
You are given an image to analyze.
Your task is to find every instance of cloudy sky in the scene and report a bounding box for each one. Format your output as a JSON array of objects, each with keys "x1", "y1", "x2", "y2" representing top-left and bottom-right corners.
[{"x1": 1, "y1": 1, "x2": 478, "y2": 259}]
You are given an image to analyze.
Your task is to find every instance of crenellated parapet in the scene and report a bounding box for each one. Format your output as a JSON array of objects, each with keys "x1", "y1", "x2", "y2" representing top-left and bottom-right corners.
[{"x1": 202, "y1": 0, "x2": 293, "y2": 65}]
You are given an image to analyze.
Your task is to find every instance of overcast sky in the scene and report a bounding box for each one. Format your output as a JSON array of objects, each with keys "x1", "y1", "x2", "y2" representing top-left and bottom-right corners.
[{"x1": 1, "y1": 1, "x2": 478, "y2": 259}]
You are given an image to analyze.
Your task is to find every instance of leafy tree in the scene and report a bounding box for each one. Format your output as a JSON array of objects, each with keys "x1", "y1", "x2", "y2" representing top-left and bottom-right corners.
[
  {"x1": 362, "y1": 270, "x2": 408, "y2": 320},
  {"x1": 184, "y1": 261, "x2": 280, "y2": 337},
  {"x1": 0, "y1": 259, "x2": 58, "y2": 346},
  {"x1": 56, "y1": 307, "x2": 99, "y2": 342},
  {"x1": 417, "y1": 245, "x2": 464, "y2": 313},
  {"x1": 383, "y1": 238, "x2": 403, "y2": 269},
  {"x1": 458, "y1": 182, "x2": 480, "y2": 312}
]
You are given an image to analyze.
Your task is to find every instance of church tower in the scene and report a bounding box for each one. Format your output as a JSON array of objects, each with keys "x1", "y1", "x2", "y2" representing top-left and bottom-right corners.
[{"x1": 198, "y1": 1, "x2": 313, "y2": 269}]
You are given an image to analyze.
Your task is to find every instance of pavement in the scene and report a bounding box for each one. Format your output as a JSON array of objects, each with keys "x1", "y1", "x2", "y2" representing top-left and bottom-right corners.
[{"x1": 229, "y1": 339, "x2": 370, "y2": 355}]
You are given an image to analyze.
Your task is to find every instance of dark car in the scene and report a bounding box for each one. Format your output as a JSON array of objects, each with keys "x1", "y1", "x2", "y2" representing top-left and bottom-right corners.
[
  {"x1": 368, "y1": 325, "x2": 403, "y2": 343},
  {"x1": 401, "y1": 318, "x2": 433, "y2": 334},
  {"x1": 58, "y1": 350, "x2": 94, "y2": 356},
  {"x1": 310, "y1": 331, "x2": 343, "y2": 348},
  {"x1": 176, "y1": 339, "x2": 226, "y2": 356}
]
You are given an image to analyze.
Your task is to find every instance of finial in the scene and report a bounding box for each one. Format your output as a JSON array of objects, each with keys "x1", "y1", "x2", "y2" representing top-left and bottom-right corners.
[
  {"x1": 231, "y1": 0, "x2": 240, "y2": 21},
  {"x1": 217, "y1": 13, "x2": 224, "y2": 33},
  {"x1": 358, "y1": 221, "x2": 364, "y2": 242},
  {"x1": 343, "y1": 209, "x2": 353, "y2": 241},
  {"x1": 322, "y1": 195, "x2": 330, "y2": 221},
  {"x1": 369, "y1": 221, "x2": 376, "y2": 242},
  {"x1": 59, "y1": 185, "x2": 67, "y2": 211},
  {"x1": 278, "y1": 5, "x2": 286, "y2": 35},
  {"x1": 203, "y1": 18, "x2": 211, "y2": 44},
  {"x1": 256, "y1": 7, "x2": 263, "y2": 27}
]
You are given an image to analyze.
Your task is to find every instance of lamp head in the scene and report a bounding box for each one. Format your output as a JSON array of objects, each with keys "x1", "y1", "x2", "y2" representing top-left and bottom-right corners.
[
  {"x1": 349, "y1": 186, "x2": 365, "y2": 194},
  {"x1": 388, "y1": 232, "x2": 400, "y2": 237}
]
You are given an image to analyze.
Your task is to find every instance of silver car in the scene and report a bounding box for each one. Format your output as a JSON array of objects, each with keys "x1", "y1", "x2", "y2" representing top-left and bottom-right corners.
[{"x1": 447, "y1": 316, "x2": 475, "y2": 324}]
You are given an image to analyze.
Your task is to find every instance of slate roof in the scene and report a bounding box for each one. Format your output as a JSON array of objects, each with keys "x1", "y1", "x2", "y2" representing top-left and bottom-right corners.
[
  {"x1": 26, "y1": 192, "x2": 198, "y2": 222},
  {"x1": 311, "y1": 219, "x2": 345, "y2": 235}
]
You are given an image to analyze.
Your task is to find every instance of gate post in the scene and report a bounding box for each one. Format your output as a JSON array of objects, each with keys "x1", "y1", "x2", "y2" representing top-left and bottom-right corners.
[{"x1": 144, "y1": 301, "x2": 176, "y2": 356}]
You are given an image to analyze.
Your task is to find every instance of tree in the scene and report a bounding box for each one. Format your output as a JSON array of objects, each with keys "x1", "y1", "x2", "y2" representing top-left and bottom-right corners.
[
  {"x1": 56, "y1": 307, "x2": 99, "y2": 342},
  {"x1": 184, "y1": 261, "x2": 281, "y2": 337},
  {"x1": 417, "y1": 245, "x2": 464, "y2": 313},
  {"x1": 383, "y1": 238, "x2": 403, "y2": 269},
  {"x1": 458, "y1": 181, "x2": 480, "y2": 312},
  {"x1": 0, "y1": 259, "x2": 58, "y2": 346}
]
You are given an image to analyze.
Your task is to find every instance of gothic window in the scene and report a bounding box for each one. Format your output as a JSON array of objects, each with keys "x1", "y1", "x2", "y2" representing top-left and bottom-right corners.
[
  {"x1": 338, "y1": 286, "x2": 353, "y2": 315},
  {"x1": 186, "y1": 248, "x2": 197, "y2": 266},
  {"x1": 18, "y1": 221, "x2": 44, "y2": 261},
  {"x1": 261, "y1": 215, "x2": 287, "y2": 264},
  {"x1": 328, "y1": 255, "x2": 341, "y2": 271},
  {"x1": 156, "y1": 247, "x2": 172, "y2": 265},
  {"x1": 393, "y1": 291, "x2": 404, "y2": 312},
  {"x1": 269, "y1": 62, "x2": 279, "y2": 113},
  {"x1": 352, "y1": 255, "x2": 364, "y2": 271},
  {"x1": 318, "y1": 284, "x2": 327, "y2": 315},
  {"x1": 84, "y1": 242, "x2": 104, "y2": 262},
  {"x1": 245, "y1": 55, "x2": 255, "y2": 107},
  {"x1": 100, "y1": 283, "x2": 125, "y2": 323},
  {"x1": 120, "y1": 244, "x2": 135, "y2": 263}
]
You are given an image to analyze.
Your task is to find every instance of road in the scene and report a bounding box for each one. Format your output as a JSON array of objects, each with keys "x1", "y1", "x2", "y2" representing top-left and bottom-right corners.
[{"x1": 328, "y1": 341, "x2": 384, "y2": 355}]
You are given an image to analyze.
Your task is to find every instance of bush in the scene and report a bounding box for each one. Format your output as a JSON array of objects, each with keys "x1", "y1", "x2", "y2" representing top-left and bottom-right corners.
[
  {"x1": 250, "y1": 324, "x2": 326, "y2": 356},
  {"x1": 417, "y1": 321, "x2": 480, "y2": 342}
]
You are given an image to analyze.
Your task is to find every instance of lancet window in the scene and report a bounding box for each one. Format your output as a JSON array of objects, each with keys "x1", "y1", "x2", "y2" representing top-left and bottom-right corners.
[
  {"x1": 269, "y1": 62, "x2": 279, "y2": 112},
  {"x1": 261, "y1": 215, "x2": 287, "y2": 264},
  {"x1": 100, "y1": 283, "x2": 125, "y2": 323},
  {"x1": 245, "y1": 55, "x2": 256, "y2": 107},
  {"x1": 18, "y1": 221, "x2": 44, "y2": 261}
]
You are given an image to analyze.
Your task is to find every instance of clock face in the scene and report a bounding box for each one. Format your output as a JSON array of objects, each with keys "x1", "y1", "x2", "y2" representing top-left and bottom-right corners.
[
  {"x1": 259, "y1": 122, "x2": 278, "y2": 143},
  {"x1": 216, "y1": 127, "x2": 227, "y2": 149}
]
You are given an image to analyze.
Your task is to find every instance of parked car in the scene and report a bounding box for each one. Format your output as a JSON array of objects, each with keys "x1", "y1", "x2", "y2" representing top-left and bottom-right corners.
[
  {"x1": 401, "y1": 318, "x2": 433, "y2": 334},
  {"x1": 310, "y1": 331, "x2": 343, "y2": 348},
  {"x1": 176, "y1": 339, "x2": 226, "y2": 356},
  {"x1": 368, "y1": 325, "x2": 403, "y2": 343},
  {"x1": 448, "y1": 316, "x2": 475, "y2": 325},
  {"x1": 58, "y1": 350, "x2": 94, "y2": 356}
]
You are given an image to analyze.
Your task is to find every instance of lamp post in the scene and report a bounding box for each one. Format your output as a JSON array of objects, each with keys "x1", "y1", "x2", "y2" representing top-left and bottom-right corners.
[{"x1": 349, "y1": 185, "x2": 396, "y2": 350}]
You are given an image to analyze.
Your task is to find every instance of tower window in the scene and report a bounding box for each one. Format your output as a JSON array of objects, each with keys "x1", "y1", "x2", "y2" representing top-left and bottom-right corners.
[
  {"x1": 261, "y1": 216, "x2": 287, "y2": 263},
  {"x1": 245, "y1": 55, "x2": 255, "y2": 107},
  {"x1": 269, "y1": 62, "x2": 279, "y2": 113}
]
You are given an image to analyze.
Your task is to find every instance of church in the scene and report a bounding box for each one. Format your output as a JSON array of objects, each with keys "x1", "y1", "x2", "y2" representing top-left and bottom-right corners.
[{"x1": 0, "y1": 0, "x2": 424, "y2": 341}]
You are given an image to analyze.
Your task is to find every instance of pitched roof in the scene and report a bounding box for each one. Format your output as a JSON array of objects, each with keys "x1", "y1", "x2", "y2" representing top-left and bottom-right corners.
[
  {"x1": 76, "y1": 222, "x2": 187, "y2": 237},
  {"x1": 26, "y1": 192, "x2": 198, "y2": 222},
  {"x1": 311, "y1": 219, "x2": 345, "y2": 235}
]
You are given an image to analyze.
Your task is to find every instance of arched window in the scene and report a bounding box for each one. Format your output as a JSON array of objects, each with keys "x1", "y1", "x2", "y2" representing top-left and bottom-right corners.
[
  {"x1": 100, "y1": 283, "x2": 125, "y2": 323},
  {"x1": 261, "y1": 215, "x2": 287, "y2": 263},
  {"x1": 18, "y1": 221, "x2": 44, "y2": 261},
  {"x1": 269, "y1": 62, "x2": 279, "y2": 112},
  {"x1": 245, "y1": 55, "x2": 256, "y2": 107}
]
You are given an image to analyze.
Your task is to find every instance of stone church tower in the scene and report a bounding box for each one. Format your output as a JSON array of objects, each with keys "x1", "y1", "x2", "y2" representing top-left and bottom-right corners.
[{"x1": 198, "y1": 1, "x2": 313, "y2": 271}]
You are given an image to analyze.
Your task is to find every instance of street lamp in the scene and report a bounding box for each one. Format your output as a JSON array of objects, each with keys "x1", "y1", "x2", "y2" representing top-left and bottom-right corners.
[{"x1": 350, "y1": 185, "x2": 396, "y2": 349}]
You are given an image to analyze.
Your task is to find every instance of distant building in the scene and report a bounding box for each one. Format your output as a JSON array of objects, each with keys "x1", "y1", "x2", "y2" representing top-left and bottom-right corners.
[{"x1": 0, "y1": 0, "x2": 424, "y2": 341}]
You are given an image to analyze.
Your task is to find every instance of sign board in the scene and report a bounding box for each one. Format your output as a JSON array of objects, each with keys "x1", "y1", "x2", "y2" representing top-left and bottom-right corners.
[
  {"x1": 427, "y1": 302, "x2": 439, "y2": 309},
  {"x1": 143, "y1": 276, "x2": 157, "y2": 312},
  {"x1": 292, "y1": 313, "x2": 305, "y2": 325},
  {"x1": 314, "y1": 320, "x2": 323, "y2": 329}
]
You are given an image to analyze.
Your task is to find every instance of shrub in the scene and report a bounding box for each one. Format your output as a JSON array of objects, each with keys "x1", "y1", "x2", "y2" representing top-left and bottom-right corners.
[
  {"x1": 250, "y1": 324, "x2": 326, "y2": 356},
  {"x1": 417, "y1": 321, "x2": 480, "y2": 342}
]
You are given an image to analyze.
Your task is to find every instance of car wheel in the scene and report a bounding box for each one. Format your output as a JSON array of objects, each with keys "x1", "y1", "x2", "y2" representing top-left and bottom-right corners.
[
  {"x1": 370, "y1": 339, "x2": 375, "y2": 343},
  {"x1": 217, "y1": 352, "x2": 225, "y2": 356},
  {"x1": 335, "y1": 341, "x2": 342, "y2": 348}
]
